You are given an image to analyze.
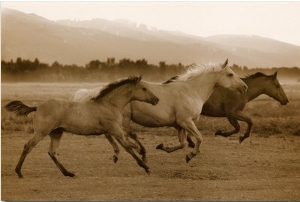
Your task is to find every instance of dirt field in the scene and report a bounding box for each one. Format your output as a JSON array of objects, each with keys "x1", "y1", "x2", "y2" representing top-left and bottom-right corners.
[{"x1": 1, "y1": 82, "x2": 300, "y2": 200}]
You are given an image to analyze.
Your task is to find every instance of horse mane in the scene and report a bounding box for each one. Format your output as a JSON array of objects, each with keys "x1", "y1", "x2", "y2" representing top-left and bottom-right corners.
[
  {"x1": 163, "y1": 76, "x2": 179, "y2": 84},
  {"x1": 243, "y1": 72, "x2": 268, "y2": 79},
  {"x1": 163, "y1": 62, "x2": 223, "y2": 84},
  {"x1": 92, "y1": 76, "x2": 141, "y2": 101}
]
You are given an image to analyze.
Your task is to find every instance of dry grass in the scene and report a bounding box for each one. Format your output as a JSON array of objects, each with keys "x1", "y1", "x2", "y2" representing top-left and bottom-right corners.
[{"x1": 2, "y1": 83, "x2": 300, "y2": 137}]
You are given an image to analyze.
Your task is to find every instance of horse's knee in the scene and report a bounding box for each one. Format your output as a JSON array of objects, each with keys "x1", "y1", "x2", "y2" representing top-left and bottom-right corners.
[
  {"x1": 128, "y1": 131, "x2": 137, "y2": 139},
  {"x1": 195, "y1": 135, "x2": 203, "y2": 143},
  {"x1": 248, "y1": 119, "x2": 253, "y2": 127},
  {"x1": 179, "y1": 142, "x2": 186, "y2": 149}
]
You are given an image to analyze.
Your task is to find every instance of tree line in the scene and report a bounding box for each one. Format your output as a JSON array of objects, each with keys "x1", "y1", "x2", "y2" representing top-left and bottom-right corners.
[{"x1": 2, "y1": 57, "x2": 300, "y2": 83}]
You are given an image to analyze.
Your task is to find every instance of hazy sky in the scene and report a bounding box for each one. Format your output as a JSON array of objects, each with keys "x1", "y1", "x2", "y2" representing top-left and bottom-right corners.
[{"x1": 2, "y1": 1, "x2": 300, "y2": 46}]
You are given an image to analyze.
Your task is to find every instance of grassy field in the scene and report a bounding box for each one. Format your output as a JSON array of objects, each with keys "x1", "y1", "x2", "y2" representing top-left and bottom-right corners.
[{"x1": 1, "y1": 82, "x2": 300, "y2": 200}]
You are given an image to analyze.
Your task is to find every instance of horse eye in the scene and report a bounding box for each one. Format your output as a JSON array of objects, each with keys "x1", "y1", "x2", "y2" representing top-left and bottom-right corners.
[
  {"x1": 142, "y1": 88, "x2": 147, "y2": 91},
  {"x1": 228, "y1": 73, "x2": 233, "y2": 77}
]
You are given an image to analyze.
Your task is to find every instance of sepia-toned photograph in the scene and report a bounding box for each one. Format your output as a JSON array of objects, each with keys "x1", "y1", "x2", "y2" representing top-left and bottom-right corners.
[{"x1": 1, "y1": 1, "x2": 300, "y2": 200}]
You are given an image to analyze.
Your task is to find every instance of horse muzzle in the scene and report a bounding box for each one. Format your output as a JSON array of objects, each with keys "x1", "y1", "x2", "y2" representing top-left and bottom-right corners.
[
  {"x1": 280, "y1": 98, "x2": 289, "y2": 105},
  {"x1": 237, "y1": 84, "x2": 248, "y2": 95},
  {"x1": 151, "y1": 97, "x2": 159, "y2": 105}
]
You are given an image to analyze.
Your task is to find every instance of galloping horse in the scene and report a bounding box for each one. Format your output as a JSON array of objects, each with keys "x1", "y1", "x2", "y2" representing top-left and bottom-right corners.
[
  {"x1": 5, "y1": 76, "x2": 159, "y2": 178},
  {"x1": 186, "y1": 71, "x2": 288, "y2": 144},
  {"x1": 73, "y1": 59, "x2": 248, "y2": 163}
]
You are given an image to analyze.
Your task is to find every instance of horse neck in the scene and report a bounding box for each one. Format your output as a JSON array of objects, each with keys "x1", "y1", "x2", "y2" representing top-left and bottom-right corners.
[
  {"x1": 101, "y1": 84, "x2": 133, "y2": 110},
  {"x1": 187, "y1": 72, "x2": 220, "y2": 102},
  {"x1": 244, "y1": 77, "x2": 267, "y2": 101}
]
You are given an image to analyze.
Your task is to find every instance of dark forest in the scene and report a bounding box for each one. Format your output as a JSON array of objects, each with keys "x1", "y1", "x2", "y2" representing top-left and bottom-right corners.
[{"x1": 2, "y1": 57, "x2": 300, "y2": 83}]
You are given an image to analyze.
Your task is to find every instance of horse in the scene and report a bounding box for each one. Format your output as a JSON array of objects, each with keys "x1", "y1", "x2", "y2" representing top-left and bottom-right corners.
[
  {"x1": 5, "y1": 76, "x2": 159, "y2": 178},
  {"x1": 73, "y1": 59, "x2": 248, "y2": 163},
  {"x1": 185, "y1": 71, "x2": 289, "y2": 145}
]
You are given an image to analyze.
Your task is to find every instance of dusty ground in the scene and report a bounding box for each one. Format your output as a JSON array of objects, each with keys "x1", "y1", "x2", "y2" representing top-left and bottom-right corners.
[
  {"x1": 1, "y1": 82, "x2": 300, "y2": 200},
  {"x1": 2, "y1": 128, "x2": 300, "y2": 200}
]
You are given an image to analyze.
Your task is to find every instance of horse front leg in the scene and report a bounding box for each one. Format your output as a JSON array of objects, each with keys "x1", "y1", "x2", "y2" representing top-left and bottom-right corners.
[
  {"x1": 104, "y1": 133, "x2": 120, "y2": 163},
  {"x1": 186, "y1": 135, "x2": 195, "y2": 148},
  {"x1": 156, "y1": 128, "x2": 186, "y2": 153},
  {"x1": 110, "y1": 126, "x2": 150, "y2": 174},
  {"x1": 127, "y1": 131, "x2": 148, "y2": 163},
  {"x1": 232, "y1": 111, "x2": 252, "y2": 143},
  {"x1": 215, "y1": 116, "x2": 241, "y2": 137},
  {"x1": 179, "y1": 120, "x2": 203, "y2": 163}
]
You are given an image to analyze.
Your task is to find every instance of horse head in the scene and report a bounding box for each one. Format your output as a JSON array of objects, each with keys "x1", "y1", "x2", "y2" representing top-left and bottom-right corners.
[
  {"x1": 216, "y1": 59, "x2": 248, "y2": 94},
  {"x1": 132, "y1": 76, "x2": 159, "y2": 106},
  {"x1": 264, "y1": 72, "x2": 289, "y2": 105}
]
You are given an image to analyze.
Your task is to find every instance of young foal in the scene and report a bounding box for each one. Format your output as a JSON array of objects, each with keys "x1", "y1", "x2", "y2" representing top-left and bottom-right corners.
[{"x1": 5, "y1": 76, "x2": 159, "y2": 178}]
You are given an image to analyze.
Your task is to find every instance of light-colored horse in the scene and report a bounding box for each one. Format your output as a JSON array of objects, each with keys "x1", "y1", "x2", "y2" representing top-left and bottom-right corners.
[
  {"x1": 73, "y1": 59, "x2": 248, "y2": 163},
  {"x1": 5, "y1": 76, "x2": 159, "y2": 178}
]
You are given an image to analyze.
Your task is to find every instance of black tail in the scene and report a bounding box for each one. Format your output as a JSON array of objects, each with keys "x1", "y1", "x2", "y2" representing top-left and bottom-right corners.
[{"x1": 5, "y1": 100, "x2": 37, "y2": 116}]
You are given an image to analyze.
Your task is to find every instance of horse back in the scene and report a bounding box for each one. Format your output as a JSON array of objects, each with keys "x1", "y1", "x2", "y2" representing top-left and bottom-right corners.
[{"x1": 36, "y1": 99, "x2": 122, "y2": 135}]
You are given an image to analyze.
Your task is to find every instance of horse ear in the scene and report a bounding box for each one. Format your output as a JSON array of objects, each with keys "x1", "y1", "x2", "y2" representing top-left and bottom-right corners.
[
  {"x1": 222, "y1": 59, "x2": 228, "y2": 69},
  {"x1": 273, "y1": 71, "x2": 278, "y2": 78},
  {"x1": 138, "y1": 75, "x2": 143, "y2": 82}
]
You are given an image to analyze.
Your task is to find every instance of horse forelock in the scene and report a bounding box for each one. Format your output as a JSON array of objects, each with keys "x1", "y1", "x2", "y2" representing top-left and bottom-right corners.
[
  {"x1": 92, "y1": 76, "x2": 141, "y2": 101},
  {"x1": 163, "y1": 62, "x2": 223, "y2": 84}
]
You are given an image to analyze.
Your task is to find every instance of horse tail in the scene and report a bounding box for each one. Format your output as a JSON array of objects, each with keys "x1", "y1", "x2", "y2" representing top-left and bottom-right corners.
[{"x1": 5, "y1": 100, "x2": 37, "y2": 116}]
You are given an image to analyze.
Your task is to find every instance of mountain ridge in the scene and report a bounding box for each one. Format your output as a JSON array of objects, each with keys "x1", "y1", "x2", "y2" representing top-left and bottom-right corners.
[{"x1": 2, "y1": 8, "x2": 300, "y2": 68}]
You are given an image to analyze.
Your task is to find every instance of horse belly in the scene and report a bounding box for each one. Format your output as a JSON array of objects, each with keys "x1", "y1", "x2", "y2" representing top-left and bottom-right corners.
[
  {"x1": 62, "y1": 118, "x2": 106, "y2": 135},
  {"x1": 131, "y1": 102, "x2": 175, "y2": 127},
  {"x1": 61, "y1": 105, "x2": 114, "y2": 135},
  {"x1": 201, "y1": 101, "x2": 226, "y2": 117}
]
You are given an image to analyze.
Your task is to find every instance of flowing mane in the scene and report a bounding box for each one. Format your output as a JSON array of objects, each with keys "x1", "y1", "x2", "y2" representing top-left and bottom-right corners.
[
  {"x1": 243, "y1": 72, "x2": 267, "y2": 79},
  {"x1": 163, "y1": 63, "x2": 223, "y2": 84},
  {"x1": 92, "y1": 76, "x2": 141, "y2": 101}
]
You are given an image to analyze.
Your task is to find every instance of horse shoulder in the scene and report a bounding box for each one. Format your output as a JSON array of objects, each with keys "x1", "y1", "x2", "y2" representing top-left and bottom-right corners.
[{"x1": 213, "y1": 88, "x2": 247, "y2": 115}]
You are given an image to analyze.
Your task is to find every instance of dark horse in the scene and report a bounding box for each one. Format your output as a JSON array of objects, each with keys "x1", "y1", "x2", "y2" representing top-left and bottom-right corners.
[{"x1": 185, "y1": 71, "x2": 289, "y2": 145}]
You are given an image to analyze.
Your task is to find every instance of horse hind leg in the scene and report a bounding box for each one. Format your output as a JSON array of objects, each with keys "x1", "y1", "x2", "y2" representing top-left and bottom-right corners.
[
  {"x1": 15, "y1": 132, "x2": 46, "y2": 178},
  {"x1": 48, "y1": 128, "x2": 74, "y2": 177}
]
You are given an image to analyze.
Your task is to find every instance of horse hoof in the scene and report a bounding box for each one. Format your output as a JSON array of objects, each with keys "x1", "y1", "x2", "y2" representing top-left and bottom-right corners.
[
  {"x1": 15, "y1": 170, "x2": 23, "y2": 178},
  {"x1": 146, "y1": 169, "x2": 151, "y2": 175},
  {"x1": 188, "y1": 142, "x2": 195, "y2": 148},
  {"x1": 239, "y1": 136, "x2": 244, "y2": 144},
  {"x1": 215, "y1": 130, "x2": 222, "y2": 136},
  {"x1": 186, "y1": 155, "x2": 191, "y2": 163},
  {"x1": 113, "y1": 155, "x2": 118, "y2": 163},
  {"x1": 65, "y1": 172, "x2": 75, "y2": 177},
  {"x1": 156, "y1": 143, "x2": 164, "y2": 150}
]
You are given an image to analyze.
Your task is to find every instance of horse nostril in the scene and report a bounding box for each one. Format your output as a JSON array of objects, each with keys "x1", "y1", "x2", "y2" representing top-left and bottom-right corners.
[{"x1": 244, "y1": 85, "x2": 248, "y2": 90}]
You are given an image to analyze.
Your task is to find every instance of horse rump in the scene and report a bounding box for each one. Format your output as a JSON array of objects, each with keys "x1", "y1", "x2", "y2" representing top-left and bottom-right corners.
[{"x1": 5, "y1": 100, "x2": 37, "y2": 116}]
